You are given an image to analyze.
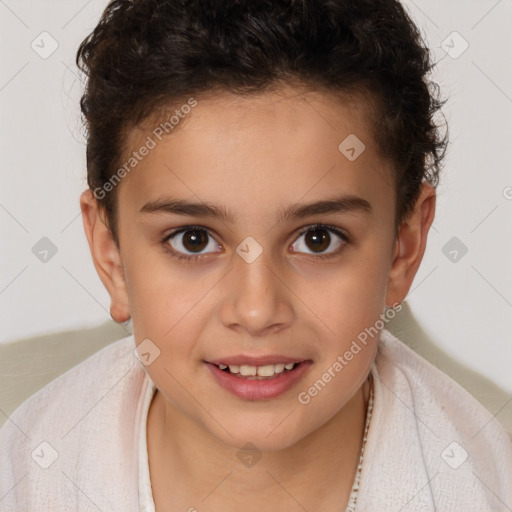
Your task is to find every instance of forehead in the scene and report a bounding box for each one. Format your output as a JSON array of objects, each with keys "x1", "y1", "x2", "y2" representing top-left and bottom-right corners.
[{"x1": 117, "y1": 85, "x2": 395, "y2": 225}]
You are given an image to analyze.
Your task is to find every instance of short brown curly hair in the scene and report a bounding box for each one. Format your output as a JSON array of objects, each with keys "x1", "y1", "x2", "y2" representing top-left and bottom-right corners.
[{"x1": 76, "y1": 0, "x2": 448, "y2": 244}]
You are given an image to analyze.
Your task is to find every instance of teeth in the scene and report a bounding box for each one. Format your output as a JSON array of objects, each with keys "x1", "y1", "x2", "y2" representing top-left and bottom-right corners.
[
  {"x1": 220, "y1": 362, "x2": 298, "y2": 378},
  {"x1": 257, "y1": 365, "x2": 275, "y2": 377},
  {"x1": 239, "y1": 365, "x2": 257, "y2": 376},
  {"x1": 274, "y1": 364, "x2": 285, "y2": 374}
]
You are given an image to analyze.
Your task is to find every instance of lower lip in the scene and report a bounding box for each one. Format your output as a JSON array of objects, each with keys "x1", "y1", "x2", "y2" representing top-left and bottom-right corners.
[{"x1": 205, "y1": 361, "x2": 312, "y2": 400}]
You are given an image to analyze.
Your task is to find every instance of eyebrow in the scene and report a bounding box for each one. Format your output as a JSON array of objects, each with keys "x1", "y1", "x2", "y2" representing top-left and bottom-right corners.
[{"x1": 139, "y1": 193, "x2": 372, "y2": 224}]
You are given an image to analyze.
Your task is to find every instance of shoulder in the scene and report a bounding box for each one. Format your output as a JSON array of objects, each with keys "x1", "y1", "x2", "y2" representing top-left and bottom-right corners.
[
  {"x1": 376, "y1": 329, "x2": 507, "y2": 431},
  {"x1": 369, "y1": 328, "x2": 512, "y2": 505},
  {"x1": 376, "y1": 328, "x2": 511, "y2": 442},
  {"x1": 1, "y1": 335, "x2": 138, "y2": 434},
  {"x1": 0, "y1": 334, "x2": 146, "y2": 510}
]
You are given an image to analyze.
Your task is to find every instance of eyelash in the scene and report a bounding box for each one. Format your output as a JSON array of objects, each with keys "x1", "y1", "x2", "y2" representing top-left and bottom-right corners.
[{"x1": 161, "y1": 224, "x2": 350, "y2": 263}]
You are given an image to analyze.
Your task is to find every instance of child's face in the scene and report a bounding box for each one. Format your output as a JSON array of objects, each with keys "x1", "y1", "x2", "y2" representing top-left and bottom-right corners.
[{"x1": 101, "y1": 85, "x2": 402, "y2": 449}]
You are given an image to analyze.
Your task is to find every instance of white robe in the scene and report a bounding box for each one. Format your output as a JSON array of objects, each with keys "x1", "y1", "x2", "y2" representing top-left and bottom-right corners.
[{"x1": 1, "y1": 329, "x2": 511, "y2": 511}]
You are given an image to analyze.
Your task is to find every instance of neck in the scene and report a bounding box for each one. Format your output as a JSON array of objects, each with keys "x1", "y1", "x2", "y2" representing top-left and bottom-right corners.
[{"x1": 147, "y1": 375, "x2": 372, "y2": 511}]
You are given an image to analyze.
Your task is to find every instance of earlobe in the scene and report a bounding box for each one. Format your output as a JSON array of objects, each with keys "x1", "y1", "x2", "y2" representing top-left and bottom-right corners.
[
  {"x1": 385, "y1": 182, "x2": 436, "y2": 307},
  {"x1": 80, "y1": 190, "x2": 131, "y2": 323}
]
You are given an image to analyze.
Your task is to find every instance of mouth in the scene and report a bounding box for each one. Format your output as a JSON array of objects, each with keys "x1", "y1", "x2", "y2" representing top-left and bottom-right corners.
[
  {"x1": 204, "y1": 358, "x2": 313, "y2": 400},
  {"x1": 213, "y1": 361, "x2": 303, "y2": 380}
]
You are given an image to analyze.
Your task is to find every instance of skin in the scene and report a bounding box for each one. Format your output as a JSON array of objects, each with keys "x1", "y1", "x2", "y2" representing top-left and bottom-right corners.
[{"x1": 81, "y1": 84, "x2": 435, "y2": 511}]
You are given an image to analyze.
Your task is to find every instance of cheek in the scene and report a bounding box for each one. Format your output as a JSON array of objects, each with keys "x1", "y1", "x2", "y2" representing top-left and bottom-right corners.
[
  {"x1": 122, "y1": 246, "x2": 210, "y2": 336},
  {"x1": 294, "y1": 258, "x2": 387, "y2": 429},
  {"x1": 296, "y1": 242, "x2": 391, "y2": 343}
]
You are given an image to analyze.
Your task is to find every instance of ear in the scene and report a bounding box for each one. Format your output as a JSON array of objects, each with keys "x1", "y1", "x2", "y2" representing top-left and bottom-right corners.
[
  {"x1": 386, "y1": 182, "x2": 436, "y2": 307},
  {"x1": 80, "y1": 189, "x2": 131, "y2": 323}
]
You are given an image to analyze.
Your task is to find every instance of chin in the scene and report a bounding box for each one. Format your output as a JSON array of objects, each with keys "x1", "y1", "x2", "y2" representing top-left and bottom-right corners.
[{"x1": 210, "y1": 419, "x2": 307, "y2": 453}]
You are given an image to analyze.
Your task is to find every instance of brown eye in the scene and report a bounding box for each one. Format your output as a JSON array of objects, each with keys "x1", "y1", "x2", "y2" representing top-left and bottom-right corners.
[
  {"x1": 181, "y1": 229, "x2": 209, "y2": 252},
  {"x1": 166, "y1": 227, "x2": 221, "y2": 257},
  {"x1": 304, "y1": 227, "x2": 331, "y2": 253},
  {"x1": 291, "y1": 225, "x2": 347, "y2": 256}
]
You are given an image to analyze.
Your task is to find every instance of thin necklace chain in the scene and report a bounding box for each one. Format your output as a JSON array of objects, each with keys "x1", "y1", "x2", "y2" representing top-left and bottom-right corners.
[{"x1": 345, "y1": 373, "x2": 374, "y2": 512}]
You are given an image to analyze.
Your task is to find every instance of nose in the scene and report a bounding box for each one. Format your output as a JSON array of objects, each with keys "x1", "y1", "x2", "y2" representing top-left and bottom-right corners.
[{"x1": 218, "y1": 249, "x2": 295, "y2": 337}]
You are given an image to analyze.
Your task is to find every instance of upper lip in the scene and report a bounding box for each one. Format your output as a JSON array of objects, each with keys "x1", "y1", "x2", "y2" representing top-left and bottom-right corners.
[{"x1": 207, "y1": 355, "x2": 309, "y2": 366}]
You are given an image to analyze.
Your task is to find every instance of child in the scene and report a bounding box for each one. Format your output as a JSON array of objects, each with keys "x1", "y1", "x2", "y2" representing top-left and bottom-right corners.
[{"x1": 1, "y1": 0, "x2": 511, "y2": 510}]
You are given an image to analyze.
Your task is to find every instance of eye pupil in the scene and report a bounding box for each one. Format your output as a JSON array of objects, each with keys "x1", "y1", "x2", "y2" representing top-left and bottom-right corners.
[
  {"x1": 306, "y1": 228, "x2": 330, "y2": 253},
  {"x1": 183, "y1": 230, "x2": 208, "y2": 252}
]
